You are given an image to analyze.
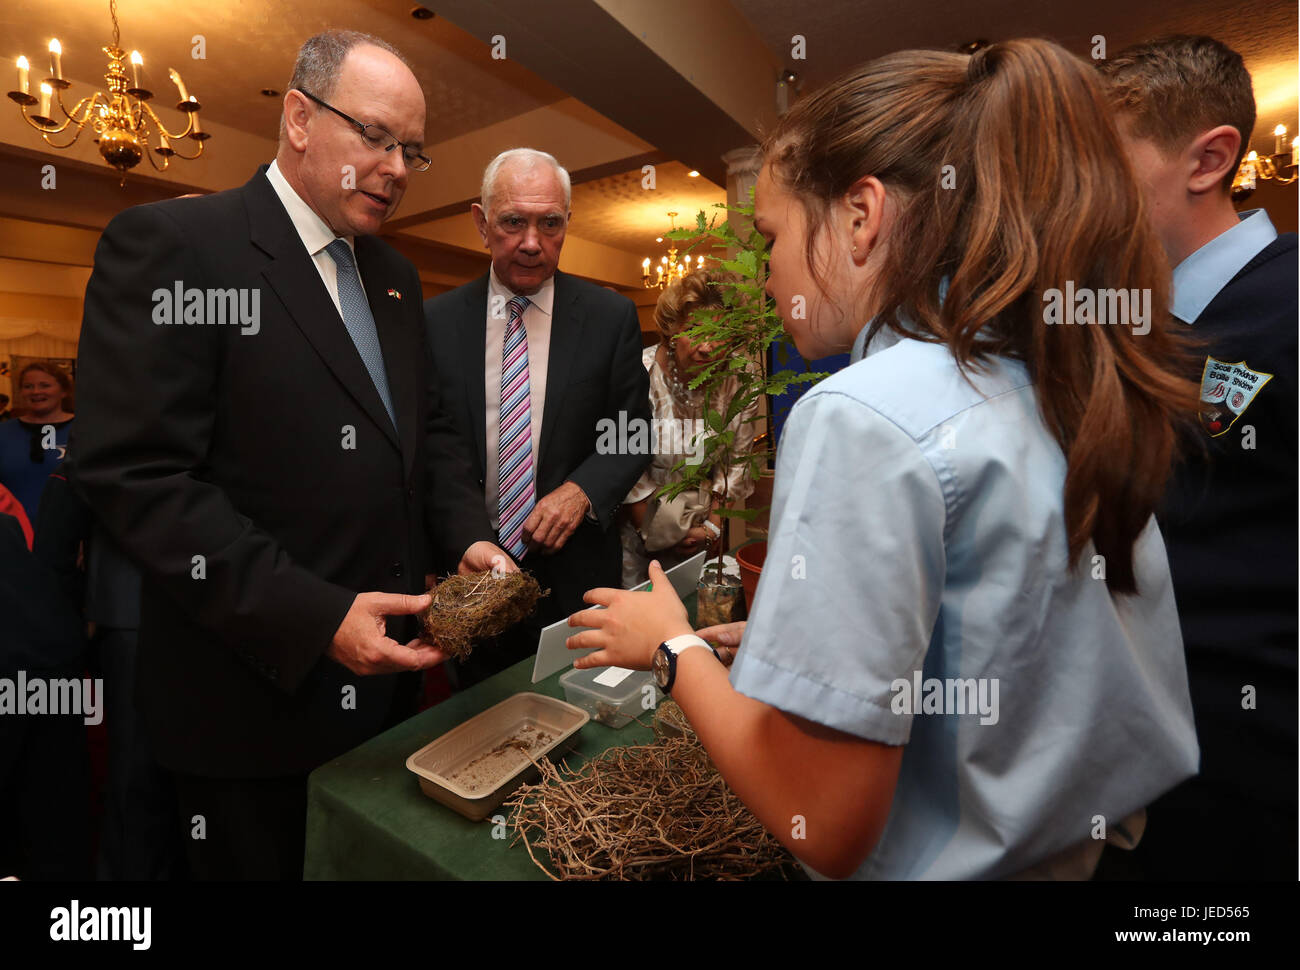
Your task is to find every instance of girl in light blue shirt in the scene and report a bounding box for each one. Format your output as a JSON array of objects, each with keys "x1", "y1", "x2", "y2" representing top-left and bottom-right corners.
[{"x1": 567, "y1": 39, "x2": 1202, "y2": 879}]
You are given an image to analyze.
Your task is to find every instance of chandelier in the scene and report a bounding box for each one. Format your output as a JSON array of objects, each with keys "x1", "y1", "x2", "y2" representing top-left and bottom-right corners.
[
  {"x1": 6, "y1": 0, "x2": 209, "y2": 185},
  {"x1": 1231, "y1": 124, "x2": 1297, "y2": 201},
  {"x1": 642, "y1": 212, "x2": 704, "y2": 289}
]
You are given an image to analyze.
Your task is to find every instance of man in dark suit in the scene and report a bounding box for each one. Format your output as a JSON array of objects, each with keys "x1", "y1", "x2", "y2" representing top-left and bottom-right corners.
[
  {"x1": 69, "y1": 31, "x2": 509, "y2": 879},
  {"x1": 1099, "y1": 35, "x2": 1297, "y2": 880},
  {"x1": 425, "y1": 149, "x2": 652, "y2": 686}
]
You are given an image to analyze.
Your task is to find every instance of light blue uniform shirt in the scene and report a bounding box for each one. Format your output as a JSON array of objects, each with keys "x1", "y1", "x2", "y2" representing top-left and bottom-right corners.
[
  {"x1": 728, "y1": 328, "x2": 1198, "y2": 879},
  {"x1": 1172, "y1": 209, "x2": 1277, "y2": 324}
]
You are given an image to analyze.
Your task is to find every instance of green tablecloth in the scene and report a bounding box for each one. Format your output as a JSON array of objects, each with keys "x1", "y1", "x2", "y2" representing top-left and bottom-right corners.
[{"x1": 303, "y1": 657, "x2": 656, "y2": 880}]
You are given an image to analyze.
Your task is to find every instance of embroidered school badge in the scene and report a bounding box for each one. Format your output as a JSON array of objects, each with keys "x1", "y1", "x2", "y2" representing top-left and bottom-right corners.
[{"x1": 1198, "y1": 356, "x2": 1273, "y2": 437}]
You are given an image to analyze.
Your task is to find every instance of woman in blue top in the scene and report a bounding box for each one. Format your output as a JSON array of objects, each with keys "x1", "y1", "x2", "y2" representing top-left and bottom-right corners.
[
  {"x1": 0, "y1": 361, "x2": 75, "y2": 523},
  {"x1": 566, "y1": 39, "x2": 1202, "y2": 879}
]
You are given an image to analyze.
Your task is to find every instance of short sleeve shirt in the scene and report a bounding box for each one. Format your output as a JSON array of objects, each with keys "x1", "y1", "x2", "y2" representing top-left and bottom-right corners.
[{"x1": 728, "y1": 331, "x2": 1198, "y2": 879}]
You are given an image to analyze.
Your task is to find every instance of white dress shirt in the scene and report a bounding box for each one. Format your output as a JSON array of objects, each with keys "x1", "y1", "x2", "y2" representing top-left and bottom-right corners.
[
  {"x1": 1172, "y1": 208, "x2": 1277, "y2": 324},
  {"x1": 264, "y1": 159, "x2": 363, "y2": 315}
]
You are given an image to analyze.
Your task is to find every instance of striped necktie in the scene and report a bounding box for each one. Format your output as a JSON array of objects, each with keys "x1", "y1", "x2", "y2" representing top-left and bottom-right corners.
[
  {"x1": 498, "y1": 295, "x2": 534, "y2": 558},
  {"x1": 324, "y1": 238, "x2": 397, "y2": 431}
]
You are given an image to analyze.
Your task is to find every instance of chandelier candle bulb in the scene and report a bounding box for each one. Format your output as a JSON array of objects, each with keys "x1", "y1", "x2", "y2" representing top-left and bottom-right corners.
[
  {"x1": 1274, "y1": 124, "x2": 1287, "y2": 155},
  {"x1": 48, "y1": 39, "x2": 62, "y2": 82},
  {"x1": 38, "y1": 82, "x2": 51, "y2": 121},
  {"x1": 16, "y1": 56, "x2": 29, "y2": 95},
  {"x1": 130, "y1": 51, "x2": 141, "y2": 89},
  {"x1": 188, "y1": 97, "x2": 201, "y2": 134},
  {"x1": 168, "y1": 67, "x2": 188, "y2": 103}
]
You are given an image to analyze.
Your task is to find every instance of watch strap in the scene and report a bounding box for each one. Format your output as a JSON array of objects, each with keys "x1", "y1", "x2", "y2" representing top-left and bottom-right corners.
[
  {"x1": 657, "y1": 635, "x2": 718, "y2": 694},
  {"x1": 663, "y1": 634, "x2": 715, "y2": 658}
]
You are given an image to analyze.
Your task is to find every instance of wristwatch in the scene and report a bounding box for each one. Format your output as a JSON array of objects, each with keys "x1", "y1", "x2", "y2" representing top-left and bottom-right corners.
[{"x1": 652, "y1": 634, "x2": 718, "y2": 694}]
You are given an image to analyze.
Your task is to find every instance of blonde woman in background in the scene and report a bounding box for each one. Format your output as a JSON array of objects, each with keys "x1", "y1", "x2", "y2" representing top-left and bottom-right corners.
[{"x1": 620, "y1": 271, "x2": 759, "y2": 587}]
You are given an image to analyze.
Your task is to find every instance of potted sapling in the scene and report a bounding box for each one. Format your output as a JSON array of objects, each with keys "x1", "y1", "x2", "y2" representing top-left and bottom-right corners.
[{"x1": 657, "y1": 198, "x2": 826, "y2": 625}]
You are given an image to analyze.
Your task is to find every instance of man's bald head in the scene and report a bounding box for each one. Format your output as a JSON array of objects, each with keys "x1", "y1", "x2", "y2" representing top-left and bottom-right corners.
[
  {"x1": 276, "y1": 31, "x2": 425, "y2": 237},
  {"x1": 279, "y1": 31, "x2": 417, "y2": 143}
]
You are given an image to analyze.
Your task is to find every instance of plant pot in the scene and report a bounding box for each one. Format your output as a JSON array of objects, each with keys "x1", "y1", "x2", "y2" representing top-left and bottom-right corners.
[
  {"x1": 736, "y1": 541, "x2": 766, "y2": 609},
  {"x1": 696, "y1": 574, "x2": 746, "y2": 627}
]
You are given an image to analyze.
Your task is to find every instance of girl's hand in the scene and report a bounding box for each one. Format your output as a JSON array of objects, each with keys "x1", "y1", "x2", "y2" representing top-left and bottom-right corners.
[{"x1": 567, "y1": 560, "x2": 694, "y2": 670}]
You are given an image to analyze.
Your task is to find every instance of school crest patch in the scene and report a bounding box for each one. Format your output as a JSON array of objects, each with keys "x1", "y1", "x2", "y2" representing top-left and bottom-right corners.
[{"x1": 1198, "y1": 356, "x2": 1273, "y2": 437}]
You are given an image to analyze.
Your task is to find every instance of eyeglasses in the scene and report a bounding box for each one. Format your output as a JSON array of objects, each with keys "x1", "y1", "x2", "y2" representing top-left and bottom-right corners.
[{"x1": 297, "y1": 89, "x2": 431, "y2": 173}]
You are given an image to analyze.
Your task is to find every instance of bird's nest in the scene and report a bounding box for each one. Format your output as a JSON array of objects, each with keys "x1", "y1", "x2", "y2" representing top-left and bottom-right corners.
[{"x1": 419, "y1": 570, "x2": 547, "y2": 660}]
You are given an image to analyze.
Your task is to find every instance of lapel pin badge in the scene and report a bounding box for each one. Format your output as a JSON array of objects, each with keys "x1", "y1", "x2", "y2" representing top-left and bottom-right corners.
[{"x1": 386, "y1": 288, "x2": 402, "y2": 301}]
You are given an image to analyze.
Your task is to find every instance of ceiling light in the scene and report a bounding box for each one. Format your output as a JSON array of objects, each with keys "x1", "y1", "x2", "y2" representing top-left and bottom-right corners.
[{"x1": 7, "y1": 0, "x2": 208, "y2": 182}]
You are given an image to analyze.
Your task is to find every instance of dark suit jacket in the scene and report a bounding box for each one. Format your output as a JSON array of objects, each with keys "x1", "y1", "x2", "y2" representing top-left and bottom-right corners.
[
  {"x1": 1157, "y1": 232, "x2": 1298, "y2": 814},
  {"x1": 424, "y1": 271, "x2": 651, "y2": 620},
  {"x1": 69, "y1": 167, "x2": 493, "y2": 777}
]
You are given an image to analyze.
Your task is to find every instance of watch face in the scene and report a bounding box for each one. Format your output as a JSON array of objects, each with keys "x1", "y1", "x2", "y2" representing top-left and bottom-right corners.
[{"x1": 652, "y1": 647, "x2": 671, "y2": 689}]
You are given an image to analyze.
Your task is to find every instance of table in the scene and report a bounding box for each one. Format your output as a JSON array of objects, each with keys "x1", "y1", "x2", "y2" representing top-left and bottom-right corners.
[{"x1": 303, "y1": 657, "x2": 657, "y2": 880}]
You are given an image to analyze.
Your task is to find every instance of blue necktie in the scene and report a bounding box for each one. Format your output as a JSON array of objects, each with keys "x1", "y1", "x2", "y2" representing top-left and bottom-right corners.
[{"x1": 324, "y1": 238, "x2": 397, "y2": 430}]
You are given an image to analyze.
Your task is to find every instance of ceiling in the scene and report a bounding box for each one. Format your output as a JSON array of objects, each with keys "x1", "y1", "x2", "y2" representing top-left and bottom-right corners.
[
  {"x1": 570, "y1": 161, "x2": 725, "y2": 254},
  {"x1": 731, "y1": 0, "x2": 1299, "y2": 145},
  {"x1": 2, "y1": 0, "x2": 570, "y2": 141},
  {"x1": 0, "y1": 0, "x2": 1293, "y2": 298}
]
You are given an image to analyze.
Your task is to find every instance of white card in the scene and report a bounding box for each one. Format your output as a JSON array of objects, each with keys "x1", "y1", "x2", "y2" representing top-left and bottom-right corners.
[
  {"x1": 592, "y1": 666, "x2": 635, "y2": 688},
  {"x1": 529, "y1": 550, "x2": 710, "y2": 683}
]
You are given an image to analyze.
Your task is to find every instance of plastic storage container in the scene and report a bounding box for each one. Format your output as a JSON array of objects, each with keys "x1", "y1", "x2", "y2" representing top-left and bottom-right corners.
[
  {"x1": 558, "y1": 665, "x2": 659, "y2": 728},
  {"x1": 405, "y1": 692, "x2": 587, "y2": 821}
]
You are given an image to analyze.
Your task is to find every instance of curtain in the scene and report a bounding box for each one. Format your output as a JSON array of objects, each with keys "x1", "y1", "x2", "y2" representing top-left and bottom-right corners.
[{"x1": 0, "y1": 318, "x2": 80, "y2": 400}]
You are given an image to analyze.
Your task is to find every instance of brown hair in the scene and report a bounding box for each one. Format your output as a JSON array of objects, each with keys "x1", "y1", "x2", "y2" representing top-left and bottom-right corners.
[
  {"x1": 764, "y1": 38, "x2": 1200, "y2": 594},
  {"x1": 18, "y1": 360, "x2": 75, "y2": 413},
  {"x1": 1097, "y1": 35, "x2": 1256, "y2": 193},
  {"x1": 653, "y1": 269, "x2": 727, "y2": 343}
]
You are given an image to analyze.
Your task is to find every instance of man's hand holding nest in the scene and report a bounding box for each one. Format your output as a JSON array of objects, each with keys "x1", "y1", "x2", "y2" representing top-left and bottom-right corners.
[{"x1": 328, "y1": 591, "x2": 448, "y2": 675}]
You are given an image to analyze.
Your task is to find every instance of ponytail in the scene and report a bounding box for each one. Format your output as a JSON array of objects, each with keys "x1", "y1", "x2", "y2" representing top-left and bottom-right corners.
[{"x1": 765, "y1": 38, "x2": 1200, "y2": 593}]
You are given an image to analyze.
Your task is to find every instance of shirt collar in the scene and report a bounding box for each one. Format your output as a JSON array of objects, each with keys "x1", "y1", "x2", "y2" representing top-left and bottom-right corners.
[
  {"x1": 264, "y1": 159, "x2": 353, "y2": 260},
  {"x1": 488, "y1": 266, "x2": 554, "y2": 317},
  {"x1": 1172, "y1": 208, "x2": 1277, "y2": 324}
]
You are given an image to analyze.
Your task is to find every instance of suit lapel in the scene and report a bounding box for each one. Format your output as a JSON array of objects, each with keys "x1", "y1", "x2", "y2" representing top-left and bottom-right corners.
[
  {"x1": 356, "y1": 237, "x2": 416, "y2": 475},
  {"x1": 538, "y1": 270, "x2": 582, "y2": 474},
  {"x1": 245, "y1": 170, "x2": 400, "y2": 452},
  {"x1": 461, "y1": 275, "x2": 489, "y2": 475}
]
